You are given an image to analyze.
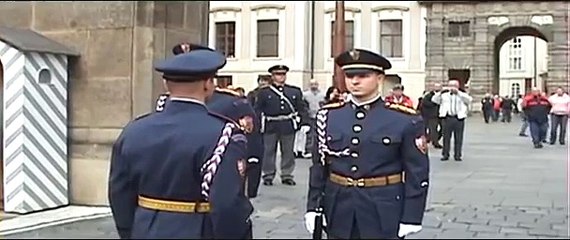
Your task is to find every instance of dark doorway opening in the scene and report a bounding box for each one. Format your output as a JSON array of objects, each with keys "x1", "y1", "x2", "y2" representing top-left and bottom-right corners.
[
  {"x1": 493, "y1": 26, "x2": 548, "y2": 95},
  {"x1": 524, "y1": 78, "x2": 532, "y2": 95},
  {"x1": 448, "y1": 69, "x2": 470, "y2": 91}
]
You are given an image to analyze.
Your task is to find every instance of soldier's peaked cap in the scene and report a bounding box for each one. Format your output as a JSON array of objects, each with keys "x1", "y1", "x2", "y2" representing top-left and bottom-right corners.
[
  {"x1": 155, "y1": 49, "x2": 227, "y2": 82},
  {"x1": 335, "y1": 48, "x2": 391, "y2": 75},
  {"x1": 268, "y1": 65, "x2": 290, "y2": 73},
  {"x1": 172, "y1": 42, "x2": 213, "y2": 55}
]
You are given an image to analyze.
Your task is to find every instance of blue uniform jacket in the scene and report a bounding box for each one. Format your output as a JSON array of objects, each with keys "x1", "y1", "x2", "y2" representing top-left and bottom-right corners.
[
  {"x1": 109, "y1": 100, "x2": 253, "y2": 239},
  {"x1": 155, "y1": 91, "x2": 263, "y2": 160},
  {"x1": 306, "y1": 98, "x2": 430, "y2": 239},
  {"x1": 254, "y1": 84, "x2": 309, "y2": 134},
  {"x1": 207, "y1": 89, "x2": 265, "y2": 198}
]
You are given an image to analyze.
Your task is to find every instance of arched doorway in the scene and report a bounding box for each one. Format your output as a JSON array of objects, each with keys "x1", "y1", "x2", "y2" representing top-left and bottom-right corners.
[
  {"x1": 493, "y1": 26, "x2": 549, "y2": 96},
  {"x1": 423, "y1": 2, "x2": 569, "y2": 111}
]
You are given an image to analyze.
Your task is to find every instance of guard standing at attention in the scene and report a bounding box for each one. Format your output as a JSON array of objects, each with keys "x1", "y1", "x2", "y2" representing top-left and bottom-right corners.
[
  {"x1": 255, "y1": 65, "x2": 309, "y2": 186},
  {"x1": 109, "y1": 49, "x2": 253, "y2": 239},
  {"x1": 304, "y1": 49, "x2": 430, "y2": 239},
  {"x1": 154, "y1": 43, "x2": 265, "y2": 198}
]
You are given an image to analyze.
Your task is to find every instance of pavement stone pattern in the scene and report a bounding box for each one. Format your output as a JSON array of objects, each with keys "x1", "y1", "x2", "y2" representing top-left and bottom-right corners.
[{"x1": 5, "y1": 116, "x2": 569, "y2": 239}]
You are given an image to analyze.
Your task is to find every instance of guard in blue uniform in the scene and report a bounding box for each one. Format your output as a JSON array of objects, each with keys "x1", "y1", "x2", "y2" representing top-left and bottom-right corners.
[
  {"x1": 304, "y1": 49, "x2": 430, "y2": 239},
  {"x1": 154, "y1": 43, "x2": 264, "y2": 198},
  {"x1": 255, "y1": 65, "x2": 309, "y2": 186},
  {"x1": 109, "y1": 49, "x2": 253, "y2": 239},
  {"x1": 208, "y1": 88, "x2": 264, "y2": 198}
]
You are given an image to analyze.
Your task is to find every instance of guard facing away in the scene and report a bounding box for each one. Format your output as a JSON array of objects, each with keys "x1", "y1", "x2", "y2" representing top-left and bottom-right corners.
[
  {"x1": 304, "y1": 49, "x2": 430, "y2": 239},
  {"x1": 154, "y1": 43, "x2": 265, "y2": 198},
  {"x1": 108, "y1": 49, "x2": 253, "y2": 239},
  {"x1": 255, "y1": 65, "x2": 309, "y2": 186}
]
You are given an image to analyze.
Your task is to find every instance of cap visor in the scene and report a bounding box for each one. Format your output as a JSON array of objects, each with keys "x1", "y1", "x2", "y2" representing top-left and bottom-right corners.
[{"x1": 344, "y1": 68, "x2": 383, "y2": 76}]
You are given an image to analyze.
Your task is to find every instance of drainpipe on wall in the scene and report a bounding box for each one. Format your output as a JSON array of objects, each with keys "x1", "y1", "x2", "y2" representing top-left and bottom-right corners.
[
  {"x1": 310, "y1": 1, "x2": 315, "y2": 79},
  {"x1": 533, "y1": 36, "x2": 537, "y2": 88}
]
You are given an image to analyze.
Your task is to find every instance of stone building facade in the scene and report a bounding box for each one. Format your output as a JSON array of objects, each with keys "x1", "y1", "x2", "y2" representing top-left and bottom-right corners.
[
  {"x1": 0, "y1": 1, "x2": 209, "y2": 206},
  {"x1": 209, "y1": 1, "x2": 428, "y2": 102},
  {"x1": 421, "y1": 1, "x2": 569, "y2": 110}
]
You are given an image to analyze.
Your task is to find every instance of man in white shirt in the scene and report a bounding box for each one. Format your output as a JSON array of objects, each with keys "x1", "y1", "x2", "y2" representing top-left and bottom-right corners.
[{"x1": 432, "y1": 80, "x2": 473, "y2": 161}]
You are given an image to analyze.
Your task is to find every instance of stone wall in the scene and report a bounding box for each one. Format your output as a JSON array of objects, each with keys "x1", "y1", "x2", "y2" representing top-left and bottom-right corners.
[
  {"x1": 423, "y1": 1, "x2": 569, "y2": 111},
  {"x1": 0, "y1": 1, "x2": 209, "y2": 205}
]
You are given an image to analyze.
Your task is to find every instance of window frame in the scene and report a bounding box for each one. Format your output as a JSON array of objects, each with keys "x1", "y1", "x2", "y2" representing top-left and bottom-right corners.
[
  {"x1": 330, "y1": 20, "x2": 355, "y2": 57},
  {"x1": 508, "y1": 37, "x2": 523, "y2": 71},
  {"x1": 256, "y1": 19, "x2": 280, "y2": 58},
  {"x1": 379, "y1": 19, "x2": 403, "y2": 58},
  {"x1": 448, "y1": 21, "x2": 471, "y2": 38},
  {"x1": 214, "y1": 21, "x2": 236, "y2": 58}
]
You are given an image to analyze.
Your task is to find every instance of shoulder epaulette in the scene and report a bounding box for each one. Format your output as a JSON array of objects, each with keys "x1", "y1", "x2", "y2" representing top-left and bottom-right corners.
[
  {"x1": 385, "y1": 102, "x2": 417, "y2": 115},
  {"x1": 321, "y1": 101, "x2": 345, "y2": 110},
  {"x1": 134, "y1": 112, "x2": 151, "y2": 121},
  {"x1": 216, "y1": 88, "x2": 241, "y2": 97}
]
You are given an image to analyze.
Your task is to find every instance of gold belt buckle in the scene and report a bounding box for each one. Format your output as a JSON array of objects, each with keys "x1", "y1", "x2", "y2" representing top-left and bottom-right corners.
[{"x1": 347, "y1": 177, "x2": 365, "y2": 187}]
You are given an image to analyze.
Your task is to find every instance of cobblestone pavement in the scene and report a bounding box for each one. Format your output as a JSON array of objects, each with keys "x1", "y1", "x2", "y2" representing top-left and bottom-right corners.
[{"x1": 6, "y1": 116, "x2": 569, "y2": 239}]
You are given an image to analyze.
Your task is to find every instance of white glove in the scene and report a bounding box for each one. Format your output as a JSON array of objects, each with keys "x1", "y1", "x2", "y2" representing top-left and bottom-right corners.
[
  {"x1": 398, "y1": 223, "x2": 422, "y2": 237},
  {"x1": 247, "y1": 158, "x2": 259, "y2": 163},
  {"x1": 303, "y1": 211, "x2": 327, "y2": 234},
  {"x1": 300, "y1": 125, "x2": 310, "y2": 134}
]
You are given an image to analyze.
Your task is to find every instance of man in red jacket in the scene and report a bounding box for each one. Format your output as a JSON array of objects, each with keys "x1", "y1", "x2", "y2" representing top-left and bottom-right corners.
[
  {"x1": 385, "y1": 84, "x2": 415, "y2": 108},
  {"x1": 522, "y1": 87, "x2": 552, "y2": 148}
]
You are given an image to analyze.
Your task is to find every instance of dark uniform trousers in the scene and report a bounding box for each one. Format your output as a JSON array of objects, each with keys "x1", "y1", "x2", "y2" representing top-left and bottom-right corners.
[
  {"x1": 263, "y1": 131, "x2": 296, "y2": 180},
  {"x1": 305, "y1": 117, "x2": 317, "y2": 153},
  {"x1": 426, "y1": 117, "x2": 441, "y2": 144},
  {"x1": 442, "y1": 116, "x2": 465, "y2": 158},
  {"x1": 327, "y1": 217, "x2": 361, "y2": 239}
]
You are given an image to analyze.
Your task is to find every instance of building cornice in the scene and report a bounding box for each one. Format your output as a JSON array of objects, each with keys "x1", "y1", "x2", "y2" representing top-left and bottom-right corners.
[
  {"x1": 372, "y1": 6, "x2": 410, "y2": 12},
  {"x1": 210, "y1": 7, "x2": 242, "y2": 13},
  {"x1": 250, "y1": 4, "x2": 286, "y2": 11},
  {"x1": 324, "y1": 6, "x2": 361, "y2": 14}
]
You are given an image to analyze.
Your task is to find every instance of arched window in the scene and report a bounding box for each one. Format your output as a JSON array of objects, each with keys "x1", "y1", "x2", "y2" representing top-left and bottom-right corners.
[
  {"x1": 511, "y1": 83, "x2": 521, "y2": 97},
  {"x1": 37, "y1": 68, "x2": 52, "y2": 85},
  {"x1": 508, "y1": 37, "x2": 523, "y2": 70}
]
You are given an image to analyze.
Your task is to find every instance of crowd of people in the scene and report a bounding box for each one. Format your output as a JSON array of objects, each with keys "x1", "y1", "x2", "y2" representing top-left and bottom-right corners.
[{"x1": 479, "y1": 87, "x2": 569, "y2": 149}]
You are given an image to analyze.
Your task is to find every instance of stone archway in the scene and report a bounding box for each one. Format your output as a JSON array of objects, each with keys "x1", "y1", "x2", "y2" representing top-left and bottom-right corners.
[
  {"x1": 491, "y1": 25, "x2": 550, "y2": 95},
  {"x1": 423, "y1": 1, "x2": 569, "y2": 110}
]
